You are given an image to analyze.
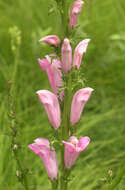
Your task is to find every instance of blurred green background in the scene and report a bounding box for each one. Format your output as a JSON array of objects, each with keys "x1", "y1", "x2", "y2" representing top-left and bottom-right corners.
[{"x1": 0, "y1": 0, "x2": 125, "y2": 189}]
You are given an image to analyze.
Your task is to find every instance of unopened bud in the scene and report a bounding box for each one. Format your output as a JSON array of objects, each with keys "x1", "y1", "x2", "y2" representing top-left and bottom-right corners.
[{"x1": 61, "y1": 38, "x2": 72, "y2": 73}]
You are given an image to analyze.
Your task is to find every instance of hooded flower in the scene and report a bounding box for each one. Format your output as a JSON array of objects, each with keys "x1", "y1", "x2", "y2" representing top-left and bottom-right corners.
[
  {"x1": 62, "y1": 136, "x2": 90, "y2": 168},
  {"x1": 70, "y1": 0, "x2": 84, "y2": 28},
  {"x1": 61, "y1": 38, "x2": 72, "y2": 73},
  {"x1": 39, "y1": 35, "x2": 60, "y2": 47},
  {"x1": 37, "y1": 90, "x2": 61, "y2": 129},
  {"x1": 38, "y1": 55, "x2": 62, "y2": 95},
  {"x1": 60, "y1": 38, "x2": 90, "y2": 72},
  {"x1": 73, "y1": 39, "x2": 90, "y2": 69},
  {"x1": 70, "y1": 88, "x2": 93, "y2": 125},
  {"x1": 28, "y1": 138, "x2": 58, "y2": 180}
]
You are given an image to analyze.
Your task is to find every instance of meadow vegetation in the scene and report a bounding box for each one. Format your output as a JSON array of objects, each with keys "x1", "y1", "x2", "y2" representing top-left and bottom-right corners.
[{"x1": 0, "y1": 0, "x2": 125, "y2": 189}]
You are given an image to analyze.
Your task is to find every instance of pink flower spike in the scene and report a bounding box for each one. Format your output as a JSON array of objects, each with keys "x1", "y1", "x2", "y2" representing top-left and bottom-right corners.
[
  {"x1": 28, "y1": 138, "x2": 58, "y2": 180},
  {"x1": 73, "y1": 39, "x2": 90, "y2": 69},
  {"x1": 70, "y1": 0, "x2": 84, "y2": 28},
  {"x1": 38, "y1": 56, "x2": 62, "y2": 95},
  {"x1": 62, "y1": 136, "x2": 90, "y2": 168},
  {"x1": 61, "y1": 38, "x2": 72, "y2": 73},
  {"x1": 39, "y1": 35, "x2": 60, "y2": 47},
  {"x1": 70, "y1": 88, "x2": 93, "y2": 125},
  {"x1": 37, "y1": 90, "x2": 61, "y2": 129}
]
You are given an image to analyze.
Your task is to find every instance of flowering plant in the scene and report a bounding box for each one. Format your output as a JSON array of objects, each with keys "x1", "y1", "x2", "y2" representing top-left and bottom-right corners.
[{"x1": 28, "y1": 1, "x2": 93, "y2": 189}]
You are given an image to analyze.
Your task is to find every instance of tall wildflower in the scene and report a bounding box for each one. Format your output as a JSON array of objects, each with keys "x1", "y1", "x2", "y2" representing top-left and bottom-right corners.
[{"x1": 28, "y1": 1, "x2": 94, "y2": 189}]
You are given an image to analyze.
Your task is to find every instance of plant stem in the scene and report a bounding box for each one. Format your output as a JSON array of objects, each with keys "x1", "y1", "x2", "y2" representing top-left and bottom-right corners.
[
  {"x1": 60, "y1": 90, "x2": 69, "y2": 190},
  {"x1": 56, "y1": 1, "x2": 72, "y2": 189},
  {"x1": 60, "y1": 73, "x2": 72, "y2": 190},
  {"x1": 57, "y1": 0, "x2": 69, "y2": 38},
  {"x1": 8, "y1": 38, "x2": 29, "y2": 190},
  {"x1": 51, "y1": 179, "x2": 58, "y2": 190},
  {"x1": 14, "y1": 151, "x2": 29, "y2": 190},
  {"x1": 10, "y1": 51, "x2": 19, "y2": 99}
]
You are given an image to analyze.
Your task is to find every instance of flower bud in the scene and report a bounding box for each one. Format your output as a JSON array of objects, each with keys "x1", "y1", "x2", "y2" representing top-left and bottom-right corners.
[
  {"x1": 39, "y1": 35, "x2": 60, "y2": 47},
  {"x1": 61, "y1": 38, "x2": 72, "y2": 73},
  {"x1": 70, "y1": 0, "x2": 84, "y2": 28}
]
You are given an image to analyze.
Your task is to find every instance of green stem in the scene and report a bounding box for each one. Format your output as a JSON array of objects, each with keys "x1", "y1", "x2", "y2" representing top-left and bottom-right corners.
[
  {"x1": 10, "y1": 51, "x2": 19, "y2": 99},
  {"x1": 60, "y1": 90, "x2": 68, "y2": 190},
  {"x1": 60, "y1": 74, "x2": 72, "y2": 190},
  {"x1": 9, "y1": 46, "x2": 29, "y2": 190},
  {"x1": 51, "y1": 179, "x2": 58, "y2": 190},
  {"x1": 56, "y1": 1, "x2": 72, "y2": 190},
  {"x1": 62, "y1": 88, "x2": 69, "y2": 140},
  {"x1": 57, "y1": 0, "x2": 69, "y2": 38},
  {"x1": 14, "y1": 151, "x2": 29, "y2": 190}
]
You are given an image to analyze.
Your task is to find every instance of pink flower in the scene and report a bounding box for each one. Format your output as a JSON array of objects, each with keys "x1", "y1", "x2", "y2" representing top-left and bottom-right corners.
[
  {"x1": 73, "y1": 39, "x2": 90, "y2": 69},
  {"x1": 38, "y1": 55, "x2": 62, "y2": 95},
  {"x1": 39, "y1": 35, "x2": 60, "y2": 47},
  {"x1": 70, "y1": 0, "x2": 84, "y2": 28},
  {"x1": 62, "y1": 136, "x2": 90, "y2": 168},
  {"x1": 37, "y1": 90, "x2": 61, "y2": 129},
  {"x1": 28, "y1": 138, "x2": 58, "y2": 180},
  {"x1": 70, "y1": 88, "x2": 93, "y2": 125},
  {"x1": 61, "y1": 38, "x2": 72, "y2": 73}
]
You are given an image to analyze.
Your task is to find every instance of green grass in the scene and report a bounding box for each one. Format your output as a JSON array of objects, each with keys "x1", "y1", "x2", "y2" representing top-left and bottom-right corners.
[{"x1": 0, "y1": 0, "x2": 125, "y2": 189}]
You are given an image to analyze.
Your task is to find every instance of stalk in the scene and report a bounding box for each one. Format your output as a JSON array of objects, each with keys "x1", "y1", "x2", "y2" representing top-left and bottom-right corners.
[
  {"x1": 58, "y1": 0, "x2": 69, "y2": 38},
  {"x1": 60, "y1": 74, "x2": 72, "y2": 190},
  {"x1": 8, "y1": 27, "x2": 29, "y2": 190},
  {"x1": 60, "y1": 89, "x2": 69, "y2": 190},
  {"x1": 51, "y1": 1, "x2": 72, "y2": 189},
  {"x1": 51, "y1": 179, "x2": 58, "y2": 190},
  {"x1": 58, "y1": 1, "x2": 72, "y2": 189}
]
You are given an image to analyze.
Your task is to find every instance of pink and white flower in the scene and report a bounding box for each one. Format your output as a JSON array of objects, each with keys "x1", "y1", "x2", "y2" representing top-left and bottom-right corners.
[
  {"x1": 70, "y1": 0, "x2": 84, "y2": 28},
  {"x1": 60, "y1": 38, "x2": 90, "y2": 72},
  {"x1": 39, "y1": 35, "x2": 60, "y2": 47},
  {"x1": 62, "y1": 136, "x2": 90, "y2": 168},
  {"x1": 73, "y1": 39, "x2": 90, "y2": 69},
  {"x1": 38, "y1": 55, "x2": 62, "y2": 95},
  {"x1": 28, "y1": 138, "x2": 58, "y2": 180},
  {"x1": 37, "y1": 90, "x2": 61, "y2": 129},
  {"x1": 70, "y1": 88, "x2": 93, "y2": 125}
]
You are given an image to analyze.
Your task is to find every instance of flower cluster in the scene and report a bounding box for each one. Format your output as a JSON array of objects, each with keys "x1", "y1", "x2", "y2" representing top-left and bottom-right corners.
[{"x1": 28, "y1": 0, "x2": 93, "y2": 183}]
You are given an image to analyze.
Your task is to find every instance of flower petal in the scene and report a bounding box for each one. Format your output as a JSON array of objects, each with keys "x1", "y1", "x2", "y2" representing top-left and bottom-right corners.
[
  {"x1": 70, "y1": 0, "x2": 84, "y2": 28},
  {"x1": 39, "y1": 35, "x2": 60, "y2": 47},
  {"x1": 37, "y1": 90, "x2": 61, "y2": 129},
  {"x1": 70, "y1": 88, "x2": 93, "y2": 125},
  {"x1": 73, "y1": 39, "x2": 90, "y2": 69},
  {"x1": 28, "y1": 138, "x2": 58, "y2": 180}
]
